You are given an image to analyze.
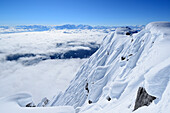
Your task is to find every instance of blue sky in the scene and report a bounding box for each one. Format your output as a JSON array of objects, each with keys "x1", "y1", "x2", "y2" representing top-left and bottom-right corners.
[{"x1": 0, "y1": 0, "x2": 170, "y2": 26}]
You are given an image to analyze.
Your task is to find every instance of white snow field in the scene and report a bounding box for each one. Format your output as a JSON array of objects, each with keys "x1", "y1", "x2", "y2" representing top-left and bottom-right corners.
[
  {"x1": 0, "y1": 93, "x2": 75, "y2": 113},
  {"x1": 0, "y1": 22, "x2": 169, "y2": 113},
  {"x1": 48, "y1": 22, "x2": 169, "y2": 113},
  {"x1": 0, "y1": 29, "x2": 107, "y2": 104}
]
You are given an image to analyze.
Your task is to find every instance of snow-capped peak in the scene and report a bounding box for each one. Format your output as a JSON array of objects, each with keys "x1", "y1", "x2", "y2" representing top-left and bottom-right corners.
[{"x1": 146, "y1": 21, "x2": 170, "y2": 34}]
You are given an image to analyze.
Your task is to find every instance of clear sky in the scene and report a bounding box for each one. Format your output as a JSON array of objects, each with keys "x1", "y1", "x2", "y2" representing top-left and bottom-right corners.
[{"x1": 0, "y1": 0, "x2": 170, "y2": 26}]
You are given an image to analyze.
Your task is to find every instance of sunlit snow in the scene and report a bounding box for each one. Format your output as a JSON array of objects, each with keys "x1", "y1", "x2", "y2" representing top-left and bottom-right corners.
[{"x1": 0, "y1": 22, "x2": 169, "y2": 113}]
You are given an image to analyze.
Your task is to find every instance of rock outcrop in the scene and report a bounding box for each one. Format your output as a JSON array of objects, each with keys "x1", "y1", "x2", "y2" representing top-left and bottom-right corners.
[
  {"x1": 25, "y1": 102, "x2": 36, "y2": 107},
  {"x1": 37, "y1": 97, "x2": 49, "y2": 107},
  {"x1": 134, "y1": 87, "x2": 156, "y2": 111}
]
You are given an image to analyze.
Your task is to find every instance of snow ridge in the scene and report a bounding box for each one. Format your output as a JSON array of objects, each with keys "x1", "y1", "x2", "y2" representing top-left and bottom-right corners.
[{"x1": 50, "y1": 22, "x2": 170, "y2": 113}]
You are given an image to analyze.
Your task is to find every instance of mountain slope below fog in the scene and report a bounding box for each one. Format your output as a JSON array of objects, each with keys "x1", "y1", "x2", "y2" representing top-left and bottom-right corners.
[{"x1": 50, "y1": 22, "x2": 170, "y2": 113}]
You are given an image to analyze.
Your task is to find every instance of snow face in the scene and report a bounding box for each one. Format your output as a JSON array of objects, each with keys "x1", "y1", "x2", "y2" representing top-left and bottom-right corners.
[{"x1": 49, "y1": 22, "x2": 170, "y2": 113}]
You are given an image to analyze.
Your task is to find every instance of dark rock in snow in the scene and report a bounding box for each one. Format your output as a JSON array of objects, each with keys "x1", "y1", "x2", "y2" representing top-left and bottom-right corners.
[
  {"x1": 129, "y1": 54, "x2": 133, "y2": 56},
  {"x1": 121, "y1": 56, "x2": 126, "y2": 60},
  {"x1": 106, "y1": 96, "x2": 111, "y2": 101},
  {"x1": 134, "y1": 87, "x2": 156, "y2": 111},
  {"x1": 26, "y1": 102, "x2": 36, "y2": 107},
  {"x1": 37, "y1": 97, "x2": 49, "y2": 107},
  {"x1": 85, "y1": 83, "x2": 89, "y2": 93},
  {"x1": 88, "y1": 100, "x2": 92, "y2": 104},
  {"x1": 126, "y1": 32, "x2": 131, "y2": 35}
]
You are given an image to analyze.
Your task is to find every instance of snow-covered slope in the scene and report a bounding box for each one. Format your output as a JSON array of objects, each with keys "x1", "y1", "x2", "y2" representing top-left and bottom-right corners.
[
  {"x1": 50, "y1": 22, "x2": 170, "y2": 113},
  {"x1": 0, "y1": 22, "x2": 169, "y2": 113},
  {"x1": 0, "y1": 93, "x2": 75, "y2": 113}
]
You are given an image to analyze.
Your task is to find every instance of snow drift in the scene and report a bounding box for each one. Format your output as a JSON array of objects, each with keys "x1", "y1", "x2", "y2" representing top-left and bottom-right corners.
[
  {"x1": 50, "y1": 22, "x2": 170, "y2": 113},
  {"x1": 0, "y1": 93, "x2": 75, "y2": 113}
]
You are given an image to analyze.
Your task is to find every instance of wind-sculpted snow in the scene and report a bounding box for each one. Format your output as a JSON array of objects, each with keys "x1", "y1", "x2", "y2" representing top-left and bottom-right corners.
[
  {"x1": 0, "y1": 93, "x2": 34, "y2": 107},
  {"x1": 0, "y1": 93, "x2": 75, "y2": 113},
  {"x1": 49, "y1": 22, "x2": 170, "y2": 113}
]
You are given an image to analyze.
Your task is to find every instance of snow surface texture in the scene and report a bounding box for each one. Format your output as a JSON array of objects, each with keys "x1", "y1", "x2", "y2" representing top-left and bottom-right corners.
[
  {"x1": 48, "y1": 22, "x2": 170, "y2": 113},
  {"x1": 0, "y1": 29, "x2": 107, "y2": 104},
  {"x1": 0, "y1": 93, "x2": 75, "y2": 113}
]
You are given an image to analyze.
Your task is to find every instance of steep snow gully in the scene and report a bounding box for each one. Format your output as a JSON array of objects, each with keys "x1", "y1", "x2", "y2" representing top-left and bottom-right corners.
[{"x1": 1, "y1": 22, "x2": 170, "y2": 113}]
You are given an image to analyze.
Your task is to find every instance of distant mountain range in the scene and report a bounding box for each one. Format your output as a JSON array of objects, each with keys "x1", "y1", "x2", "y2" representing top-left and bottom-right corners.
[{"x1": 0, "y1": 24, "x2": 145, "y2": 33}]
